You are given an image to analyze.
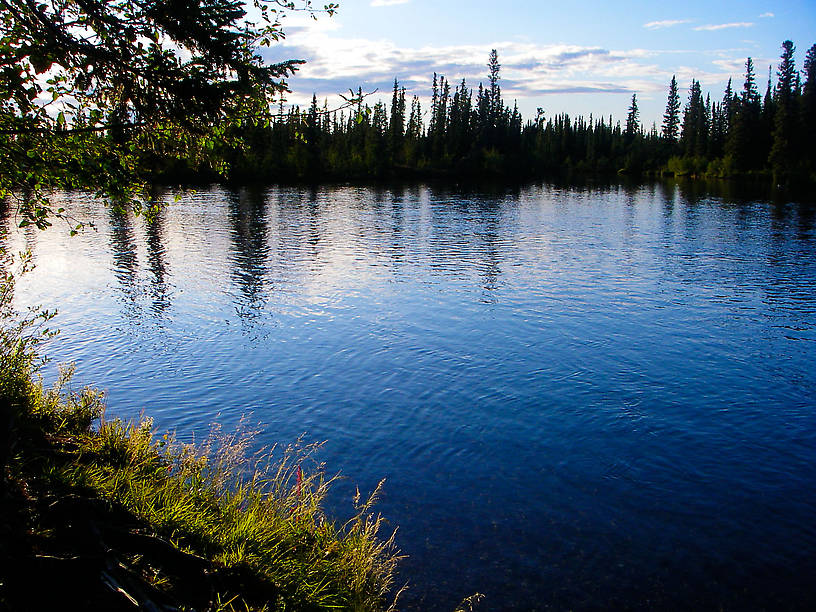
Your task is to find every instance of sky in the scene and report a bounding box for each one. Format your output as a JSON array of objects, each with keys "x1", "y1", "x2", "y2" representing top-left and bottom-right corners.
[{"x1": 261, "y1": 0, "x2": 816, "y2": 127}]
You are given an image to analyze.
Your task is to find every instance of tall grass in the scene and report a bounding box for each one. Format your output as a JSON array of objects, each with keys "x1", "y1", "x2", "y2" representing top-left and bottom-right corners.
[
  {"x1": 1, "y1": 251, "x2": 404, "y2": 610},
  {"x1": 63, "y1": 412, "x2": 403, "y2": 610}
]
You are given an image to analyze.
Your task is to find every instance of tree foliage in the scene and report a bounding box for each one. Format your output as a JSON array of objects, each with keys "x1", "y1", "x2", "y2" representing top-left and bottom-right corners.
[
  {"x1": 769, "y1": 40, "x2": 798, "y2": 180},
  {"x1": 0, "y1": 0, "x2": 336, "y2": 225},
  {"x1": 625, "y1": 93, "x2": 639, "y2": 139},
  {"x1": 131, "y1": 42, "x2": 806, "y2": 186},
  {"x1": 168, "y1": 41, "x2": 815, "y2": 185},
  {"x1": 3, "y1": 28, "x2": 814, "y2": 204},
  {"x1": 661, "y1": 76, "x2": 680, "y2": 142}
]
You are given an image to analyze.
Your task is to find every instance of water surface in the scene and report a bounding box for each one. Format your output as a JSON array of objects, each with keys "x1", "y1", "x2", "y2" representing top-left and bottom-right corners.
[{"x1": 3, "y1": 181, "x2": 816, "y2": 610}]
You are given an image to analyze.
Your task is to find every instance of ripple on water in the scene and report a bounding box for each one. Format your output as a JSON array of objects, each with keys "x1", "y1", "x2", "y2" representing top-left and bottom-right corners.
[{"x1": 6, "y1": 183, "x2": 816, "y2": 611}]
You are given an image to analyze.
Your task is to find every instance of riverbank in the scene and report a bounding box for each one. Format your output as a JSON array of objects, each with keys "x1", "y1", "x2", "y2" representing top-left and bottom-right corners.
[{"x1": 0, "y1": 349, "x2": 402, "y2": 610}]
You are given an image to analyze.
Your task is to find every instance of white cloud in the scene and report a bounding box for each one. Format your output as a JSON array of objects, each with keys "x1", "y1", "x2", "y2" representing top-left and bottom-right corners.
[
  {"x1": 694, "y1": 22, "x2": 754, "y2": 31},
  {"x1": 712, "y1": 58, "x2": 752, "y2": 72},
  {"x1": 758, "y1": 12, "x2": 774, "y2": 18},
  {"x1": 643, "y1": 19, "x2": 691, "y2": 30},
  {"x1": 370, "y1": 0, "x2": 409, "y2": 6},
  {"x1": 710, "y1": 54, "x2": 775, "y2": 83},
  {"x1": 261, "y1": 27, "x2": 748, "y2": 123},
  {"x1": 264, "y1": 33, "x2": 682, "y2": 107}
]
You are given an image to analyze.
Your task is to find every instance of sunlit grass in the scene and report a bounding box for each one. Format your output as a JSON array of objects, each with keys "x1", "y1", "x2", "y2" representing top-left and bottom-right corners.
[
  {"x1": 64, "y1": 410, "x2": 402, "y2": 610},
  {"x1": 1, "y1": 286, "x2": 403, "y2": 610}
]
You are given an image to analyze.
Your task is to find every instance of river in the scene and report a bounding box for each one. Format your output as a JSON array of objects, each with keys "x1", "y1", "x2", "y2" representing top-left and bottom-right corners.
[{"x1": 3, "y1": 180, "x2": 815, "y2": 610}]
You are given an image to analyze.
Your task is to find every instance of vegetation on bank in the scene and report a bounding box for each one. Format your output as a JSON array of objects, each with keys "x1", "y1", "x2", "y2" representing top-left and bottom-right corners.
[
  {"x1": 4, "y1": 1, "x2": 813, "y2": 229},
  {"x1": 148, "y1": 41, "x2": 816, "y2": 187},
  {"x1": 0, "y1": 259, "x2": 402, "y2": 611}
]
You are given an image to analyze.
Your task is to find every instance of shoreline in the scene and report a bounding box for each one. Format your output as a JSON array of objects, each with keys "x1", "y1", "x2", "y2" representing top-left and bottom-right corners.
[{"x1": 0, "y1": 358, "x2": 402, "y2": 611}]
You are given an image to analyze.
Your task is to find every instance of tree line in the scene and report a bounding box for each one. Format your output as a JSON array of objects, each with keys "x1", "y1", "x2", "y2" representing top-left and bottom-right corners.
[
  {"x1": 7, "y1": 29, "x2": 815, "y2": 213},
  {"x1": 164, "y1": 40, "x2": 812, "y2": 186}
]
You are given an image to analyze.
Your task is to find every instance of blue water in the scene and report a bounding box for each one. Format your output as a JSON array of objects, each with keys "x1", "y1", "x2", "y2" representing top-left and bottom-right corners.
[{"x1": 4, "y1": 181, "x2": 816, "y2": 610}]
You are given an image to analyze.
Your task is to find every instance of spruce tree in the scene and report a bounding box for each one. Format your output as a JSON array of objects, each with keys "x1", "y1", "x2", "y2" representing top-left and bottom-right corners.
[
  {"x1": 429, "y1": 73, "x2": 439, "y2": 133},
  {"x1": 680, "y1": 80, "x2": 704, "y2": 157},
  {"x1": 698, "y1": 93, "x2": 711, "y2": 157},
  {"x1": 625, "y1": 93, "x2": 640, "y2": 138},
  {"x1": 448, "y1": 79, "x2": 472, "y2": 158},
  {"x1": 759, "y1": 66, "x2": 776, "y2": 167},
  {"x1": 709, "y1": 101, "x2": 724, "y2": 158},
  {"x1": 802, "y1": 44, "x2": 816, "y2": 173},
  {"x1": 406, "y1": 96, "x2": 422, "y2": 140},
  {"x1": 475, "y1": 83, "x2": 489, "y2": 147},
  {"x1": 388, "y1": 79, "x2": 406, "y2": 165},
  {"x1": 662, "y1": 76, "x2": 680, "y2": 142},
  {"x1": 770, "y1": 41, "x2": 798, "y2": 181},
  {"x1": 727, "y1": 58, "x2": 762, "y2": 170},
  {"x1": 488, "y1": 49, "x2": 502, "y2": 123},
  {"x1": 305, "y1": 94, "x2": 321, "y2": 176},
  {"x1": 722, "y1": 78, "x2": 734, "y2": 136},
  {"x1": 775, "y1": 40, "x2": 797, "y2": 104},
  {"x1": 487, "y1": 49, "x2": 502, "y2": 146}
]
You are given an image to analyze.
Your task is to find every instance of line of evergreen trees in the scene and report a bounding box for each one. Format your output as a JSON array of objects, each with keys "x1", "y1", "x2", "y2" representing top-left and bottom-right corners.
[{"x1": 159, "y1": 40, "x2": 816, "y2": 185}]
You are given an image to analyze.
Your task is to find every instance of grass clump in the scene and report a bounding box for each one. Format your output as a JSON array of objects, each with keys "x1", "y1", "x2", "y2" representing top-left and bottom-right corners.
[
  {"x1": 0, "y1": 254, "x2": 403, "y2": 611},
  {"x1": 2, "y1": 368, "x2": 403, "y2": 611},
  {"x1": 76, "y1": 412, "x2": 401, "y2": 610}
]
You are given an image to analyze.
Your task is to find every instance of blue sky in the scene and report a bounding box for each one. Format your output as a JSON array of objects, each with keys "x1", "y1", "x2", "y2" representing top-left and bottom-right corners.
[{"x1": 263, "y1": 0, "x2": 816, "y2": 127}]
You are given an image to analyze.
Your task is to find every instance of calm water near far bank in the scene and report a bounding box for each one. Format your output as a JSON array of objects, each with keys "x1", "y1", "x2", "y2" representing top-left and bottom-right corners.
[{"x1": 3, "y1": 180, "x2": 816, "y2": 610}]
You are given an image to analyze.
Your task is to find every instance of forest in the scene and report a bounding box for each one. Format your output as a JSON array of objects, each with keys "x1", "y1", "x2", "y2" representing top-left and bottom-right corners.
[{"x1": 153, "y1": 41, "x2": 816, "y2": 186}]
